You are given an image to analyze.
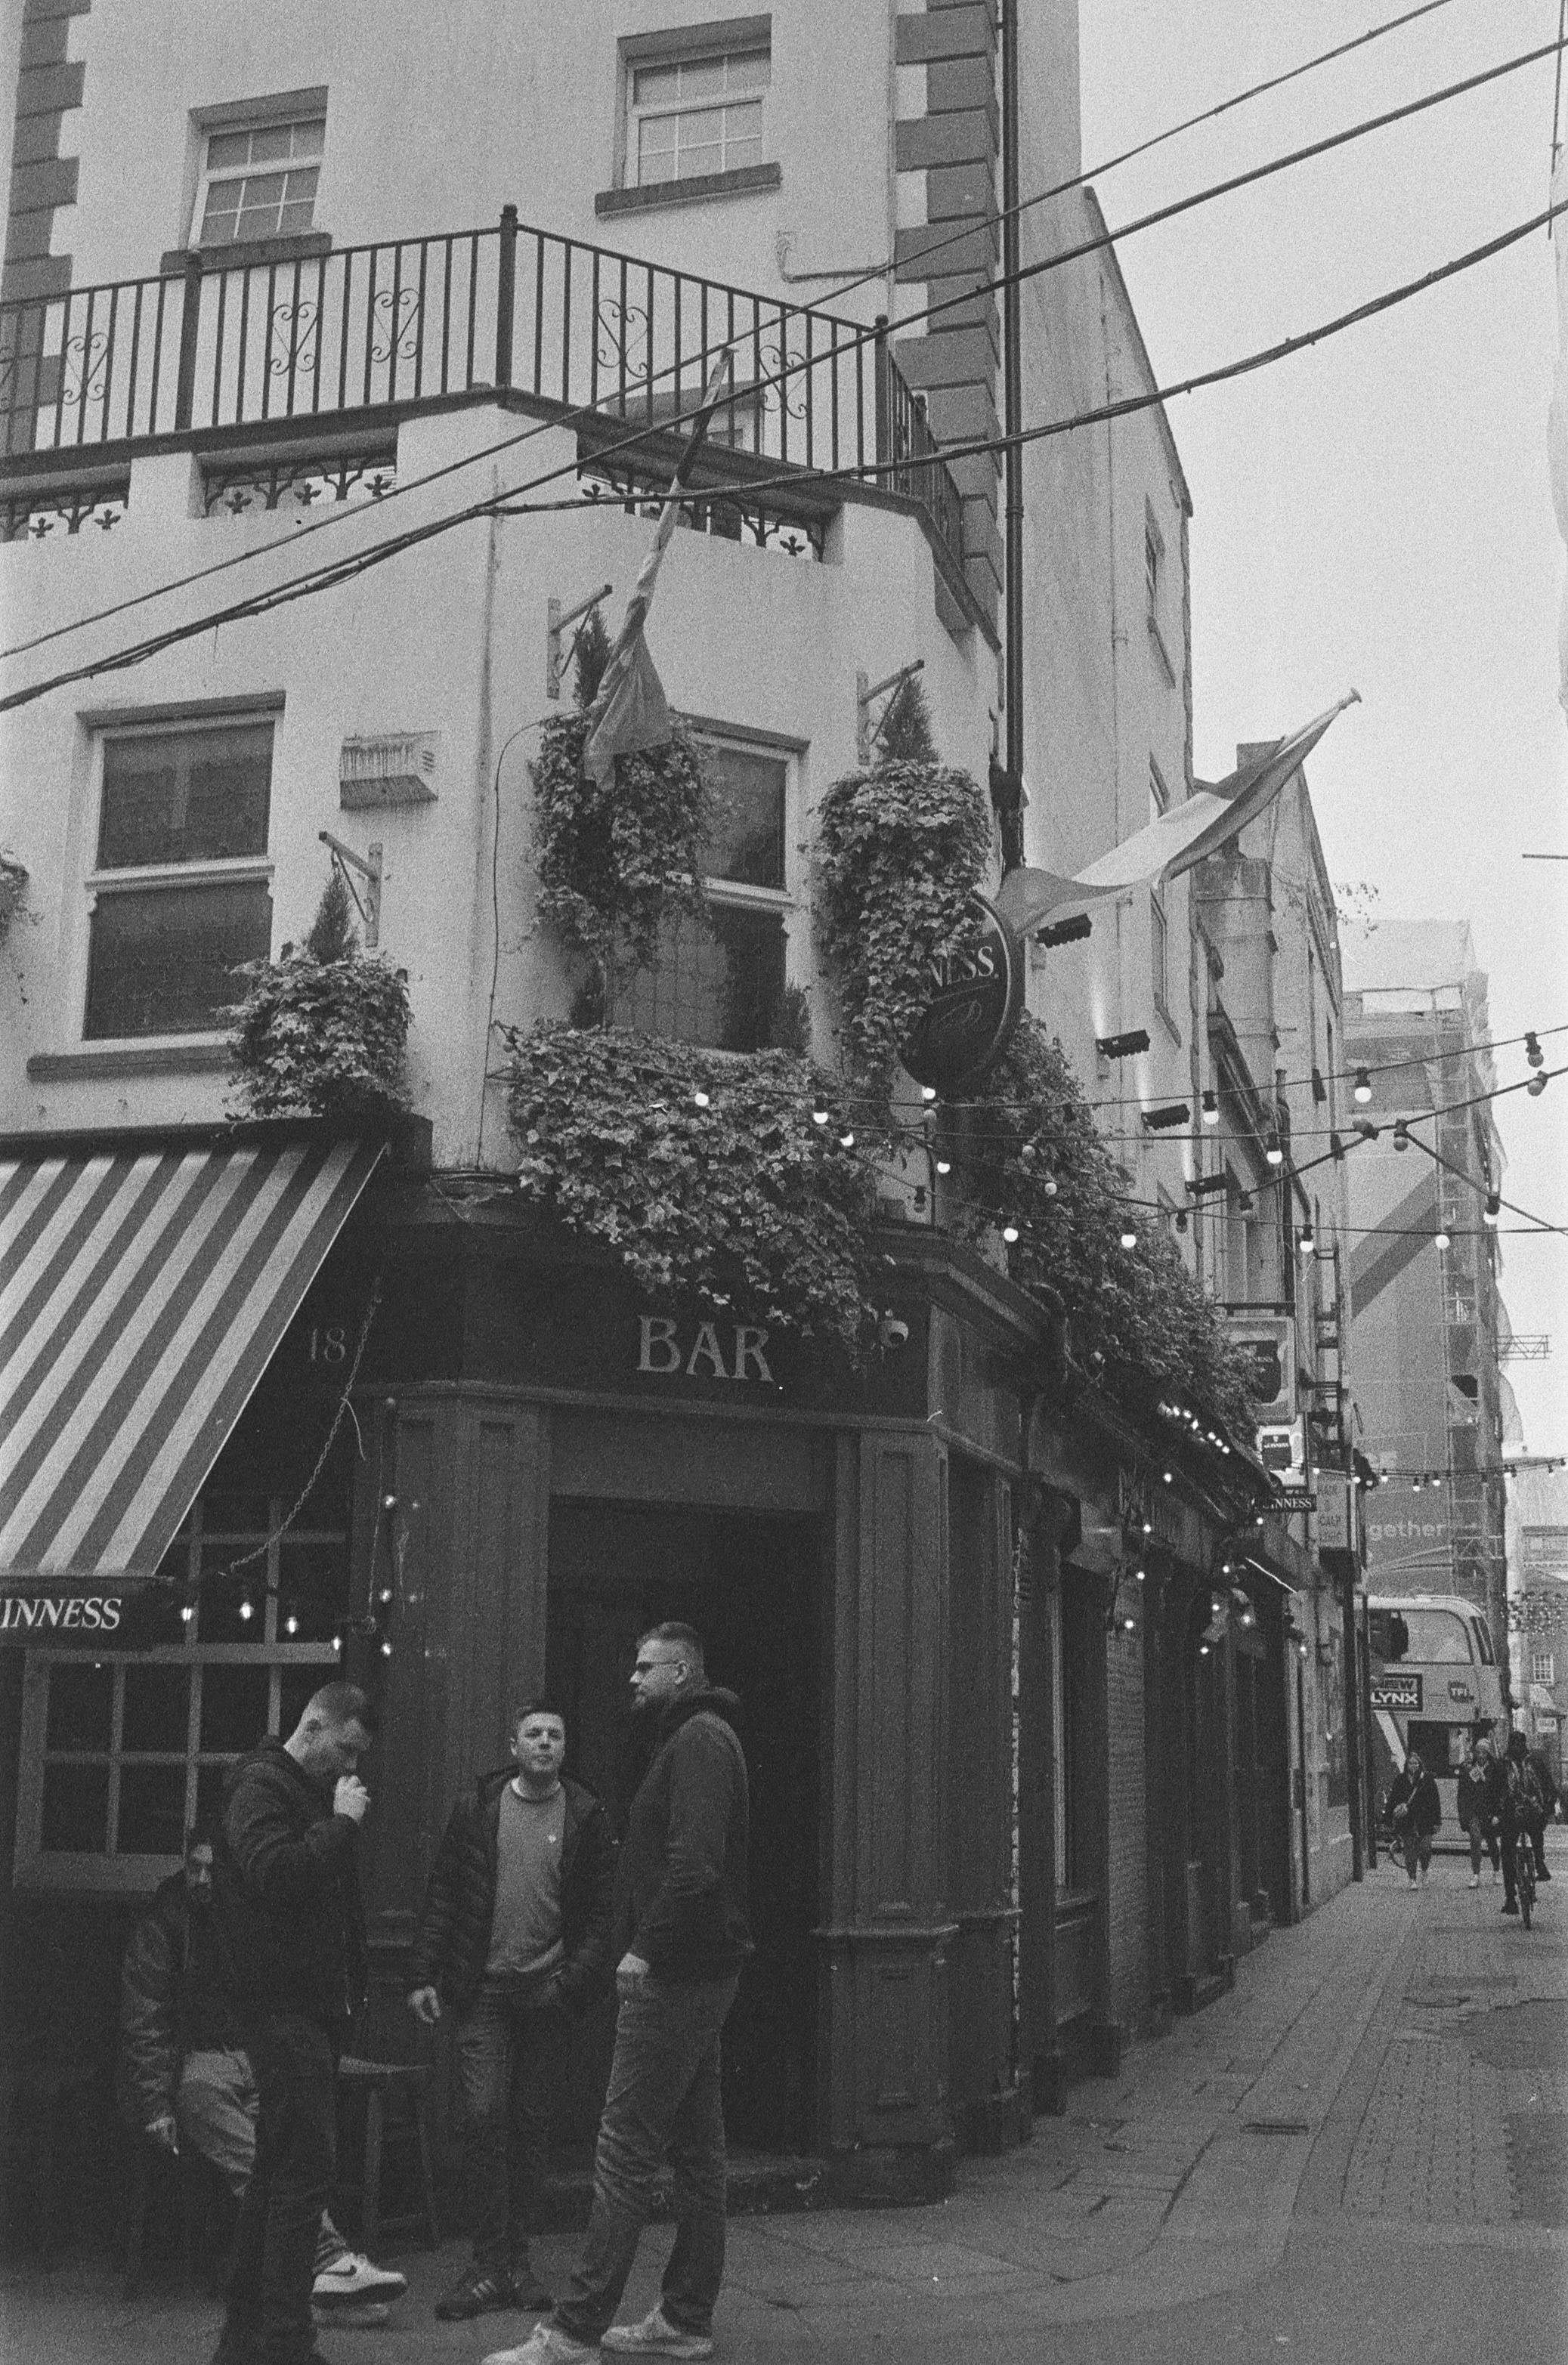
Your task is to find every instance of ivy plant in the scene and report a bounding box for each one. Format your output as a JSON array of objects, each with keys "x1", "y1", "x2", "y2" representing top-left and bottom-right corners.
[
  {"x1": 499, "y1": 1022, "x2": 880, "y2": 1354},
  {"x1": 226, "y1": 869, "x2": 411, "y2": 1121},
  {"x1": 947, "y1": 1016, "x2": 1256, "y2": 1432},
  {"x1": 814, "y1": 678, "x2": 991, "y2": 1114},
  {"x1": 531, "y1": 607, "x2": 713, "y2": 1006}
]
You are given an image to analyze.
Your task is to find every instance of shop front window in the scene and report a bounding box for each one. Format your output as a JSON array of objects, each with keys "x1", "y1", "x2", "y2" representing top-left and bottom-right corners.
[{"x1": 17, "y1": 1489, "x2": 348, "y2": 1891}]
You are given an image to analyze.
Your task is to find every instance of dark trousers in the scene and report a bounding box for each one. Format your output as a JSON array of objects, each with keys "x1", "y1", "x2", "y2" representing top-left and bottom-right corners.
[
  {"x1": 553, "y1": 1974, "x2": 738, "y2": 2344},
  {"x1": 453, "y1": 1978, "x2": 568, "y2": 2268},
  {"x1": 1530, "y1": 1814, "x2": 1551, "y2": 1878},
  {"x1": 224, "y1": 2012, "x2": 336, "y2": 2364},
  {"x1": 1465, "y1": 1813, "x2": 1500, "y2": 1875}
]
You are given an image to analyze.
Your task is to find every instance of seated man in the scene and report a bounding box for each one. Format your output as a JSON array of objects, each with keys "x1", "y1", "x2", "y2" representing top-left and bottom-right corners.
[{"x1": 117, "y1": 1824, "x2": 407, "y2": 2321}]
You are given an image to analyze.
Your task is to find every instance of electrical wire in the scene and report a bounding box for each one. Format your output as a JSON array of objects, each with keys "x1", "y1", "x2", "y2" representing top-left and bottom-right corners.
[
  {"x1": 0, "y1": 0, "x2": 1477, "y2": 672},
  {"x1": 5, "y1": 32, "x2": 1560, "y2": 700}
]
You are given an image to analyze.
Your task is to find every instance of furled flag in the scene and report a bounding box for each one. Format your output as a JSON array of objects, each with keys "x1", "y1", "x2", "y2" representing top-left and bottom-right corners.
[
  {"x1": 994, "y1": 692, "x2": 1360, "y2": 938},
  {"x1": 582, "y1": 346, "x2": 736, "y2": 790}
]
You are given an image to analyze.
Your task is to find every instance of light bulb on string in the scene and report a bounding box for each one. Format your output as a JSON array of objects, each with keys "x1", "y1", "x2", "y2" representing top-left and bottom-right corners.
[
  {"x1": 380, "y1": 1638, "x2": 392, "y2": 1659},
  {"x1": 1353, "y1": 1068, "x2": 1372, "y2": 1104},
  {"x1": 691, "y1": 1089, "x2": 710, "y2": 1110},
  {"x1": 811, "y1": 1105, "x2": 829, "y2": 1127},
  {"x1": 180, "y1": 1602, "x2": 195, "y2": 1625},
  {"x1": 1043, "y1": 1177, "x2": 1058, "y2": 1198},
  {"x1": 1527, "y1": 1072, "x2": 1548, "y2": 1098},
  {"x1": 1001, "y1": 1224, "x2": 1020, "y2": 1244},
  {"x1": 1265, "y1": 1133, "x2": 1285, "y2": 1167},
  {"x1": 837, "y1": 1130, "x2": 855, "y2": 1150},
  {"x1": 921, "y1": 1085, "x2": 938, "y2": 1103},
  {"x1": 1526, "y1": 1032, "x2": 1544, "y2": 1068},
  {"x1": 239, "y1": 1596, "x2": 254, "y2": 1622},
  {"x1": 1120, "y1": 1226, "x2": 1138, "y2": 1249},
  {"x1": 1298, "y1": 1225, "x2": 1315, "y2": 1256},
  {"x1": 1201, "y1": 1091, "x2": 1218, "y2": 1126},
  {"x1": 1433, "y1": 1229, "x2": 1451, "y2": 1252},
  {"x1": 936, "y1": 1158, "x2": 951, "y2": 1176},
  {"x1": 284, "y1": 1609, "x2": 299, "y2": 1636}
]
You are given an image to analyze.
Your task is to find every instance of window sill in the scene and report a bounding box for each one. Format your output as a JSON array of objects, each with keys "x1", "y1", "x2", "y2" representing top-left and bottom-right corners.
[
  {"x1": 27, "y1": 1039, "x2": 231, "y2": 1082},
  {"x1": 595, "y1": 162, "x2": 781, "y2": 218},
  {"x1": 160, "y1": 230, "x2": 332, "y2": 276}
]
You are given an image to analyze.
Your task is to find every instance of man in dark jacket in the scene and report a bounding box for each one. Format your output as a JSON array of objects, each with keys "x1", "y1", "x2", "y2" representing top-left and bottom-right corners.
[
  {"x1": 1386, "y1": 1749, "x2": 1441, "y2": 1886},
  {"x1": 1527, "y1": 1742, "x2": 1558, "y2": 1880},
  {"x1": 211, "y1": 1680, "x2": 375, "y2": 2365},
  {"x1": 118, "y1": 1829, "x2": 404, "y2": 2319},
  {"x1": 407, "y1": 1699, "x2": 615, "y2": 2321},
  {"x1": 487, "y1": 1624, "x2": 750, "y2": 2365},
  {"x1": 1492, "y1": 1732, "x2": 1548, "y2": 1913}
]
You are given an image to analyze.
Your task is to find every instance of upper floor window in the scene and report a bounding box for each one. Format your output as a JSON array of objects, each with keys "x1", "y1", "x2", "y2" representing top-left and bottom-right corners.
[
  {"x1": 627, "y1": 43, "x2": 770, "y2": 187},
  {"x1": 84, "y1": 716, "x2": 274, "y2": 1040},
  {"x1": 614, "y1": 735, "x2": 792, "y2": 1051},
  {"x1": 192, "y1": 114, "x2": 325, "y2": 249},
  {"x1": 1532, "y1": 1650, "x2": 1556, "y2": 1686}
]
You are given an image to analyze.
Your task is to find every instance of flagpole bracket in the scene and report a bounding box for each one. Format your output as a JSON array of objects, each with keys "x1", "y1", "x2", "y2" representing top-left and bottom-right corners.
[
  {"x1": 318, "y1": 830, "x2": 383, "y2": 949},
  {"x1": 857, "y1": 658, "x2": 925, "y2": 765},
  {"x1": 546, "y1": 582, "x2": 614, "y2": 700}
]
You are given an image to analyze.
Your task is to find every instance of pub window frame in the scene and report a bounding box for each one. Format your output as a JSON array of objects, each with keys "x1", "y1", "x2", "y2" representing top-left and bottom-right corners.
[
  {"x1": 79, "y1": 709, "x2": 277, "y2": 1043},
  {"x1": 611, "y1": 725, "x2": 798, "y2": 1051},
  {"x1": 14, "y1": 1493, "x2": 345, "y2": 1897}
]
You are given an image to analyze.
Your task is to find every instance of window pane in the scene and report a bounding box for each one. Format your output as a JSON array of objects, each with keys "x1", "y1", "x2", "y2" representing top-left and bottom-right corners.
[
  {"x1": 290, "y1": 119, "x2": 326, "y2": 159},
  {"x1": 616, "y1": 905, "x2": 786, "y2": 1053},
  {"x1": 247, "y1": 125, "x2": 293, "y2": 164},
  {"x1": 116, "y1": 1587, "x2": 186, "y2": 1649},
  {"x1": 725, "y1": 51, "x2": 771, "y2": 90},
  {"x1": 195, "y1": 1759, "x2": 235, "y2": 1837},
  {"x1": 206, "y1": 131, "x2": 251, "y2": 170},
  {"x1": 197, "y1": 1565, "x2": 267, "y2": 1644},
  {"x1": 85, "y1": 879, "x2": 274, "y2": 1039},
  {"x1": 45, "y1": 1659, "x2": 113, "y2": 1751},
  {"x1": 238, "y1": 170, "x2": 286, "y2": 209},
  {"x1": 100, "y1": 723, "x2": 273, "y2": 867},
  {"x1": 679, "y1": 58, "x2": 727, "y2": 97},
  {"x1": 118, "y1": 1762, "x2": 189, "y2": 1855},
  {"x1": 704, "y1": 747, "x2": 785, "y2": 886},
  {"x1": 200, "y1": 1663, "x2": 271, "y2": 1754},
  {"x1": 42, "y1": 1762, "x2": 109, "y2": 1852},
  {"x1": 200, "y1": 188, "x2": 243, "y2": 243},
  {"x1": 633, "y1": 63, "x2": 681, "y2": 104},
  {"x1": 638, "y1": 120, "x2": 677, "y2": 176},
  {"x1": 122, "y1": 1663, "x2": 190, "y2": 1754},
  {"x1": 677, "y1": 135, "x2": 723, "y2": 180},
  {"x1": 279, "y1": 1538, "x2": 351, "y2": 1644}
]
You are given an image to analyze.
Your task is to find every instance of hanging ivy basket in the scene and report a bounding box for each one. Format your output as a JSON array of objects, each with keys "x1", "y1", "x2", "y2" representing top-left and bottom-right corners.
[
  {"x1": 498, "y1": 1022, "x2": 880, "y2": 1356},
  {"x1": 225, "y1": 869, "x2": 411, "y2": 1121}
]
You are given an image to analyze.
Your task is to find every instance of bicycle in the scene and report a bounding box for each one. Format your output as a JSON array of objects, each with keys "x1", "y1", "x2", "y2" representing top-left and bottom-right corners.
[{"x1": 1512, "y1": 1824, "x2": 1537, "y2": 1929}]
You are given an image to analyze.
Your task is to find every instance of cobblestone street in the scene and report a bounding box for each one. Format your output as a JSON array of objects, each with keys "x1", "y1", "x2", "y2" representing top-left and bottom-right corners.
[{"x1": 5, "y1": 1840, "x2": 1565, "y2": 2364}]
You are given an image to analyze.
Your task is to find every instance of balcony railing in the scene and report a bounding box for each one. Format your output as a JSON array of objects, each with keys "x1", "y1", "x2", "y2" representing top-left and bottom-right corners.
[{"x1": 0, "y1": 208, "x2": 966, "y2": 584}]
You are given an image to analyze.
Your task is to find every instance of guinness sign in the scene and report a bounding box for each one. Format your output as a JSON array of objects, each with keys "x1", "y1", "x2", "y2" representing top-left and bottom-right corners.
[{"x1": 901, "y1": 893, "x2": 1025, "y2": 1092}]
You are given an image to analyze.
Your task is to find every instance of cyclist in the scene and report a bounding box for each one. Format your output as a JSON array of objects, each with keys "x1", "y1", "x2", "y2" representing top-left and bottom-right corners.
[{"x1": 1492, "y1": 1734, "x2": 1545, "y2": 1918}]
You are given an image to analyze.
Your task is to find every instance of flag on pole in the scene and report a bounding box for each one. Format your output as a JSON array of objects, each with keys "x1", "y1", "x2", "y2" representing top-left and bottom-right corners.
[
  {"x1": 582, "y1": 347, "x2": 736, "y2": 790},
  {"x1": 994, "y1": 692, "x2": 1359, "y2": 938}
]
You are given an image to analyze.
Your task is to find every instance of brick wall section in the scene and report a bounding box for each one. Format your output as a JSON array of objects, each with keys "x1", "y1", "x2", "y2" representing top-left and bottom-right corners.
[
  {"x1": 4, "y1": 0, "x2": 88, "y2": 304},
  {"x1": 1105, "y1": 1621, "x2": 1149, "y2": 2030},
  {"x1": 893, "y1": 0, "x2": 1001, "y2": 626}
]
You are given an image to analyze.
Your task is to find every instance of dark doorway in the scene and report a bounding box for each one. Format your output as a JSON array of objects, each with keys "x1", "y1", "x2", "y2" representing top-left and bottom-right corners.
[{"x1": 546, "y1": 1500, "x2": 821, "y2": 2155}]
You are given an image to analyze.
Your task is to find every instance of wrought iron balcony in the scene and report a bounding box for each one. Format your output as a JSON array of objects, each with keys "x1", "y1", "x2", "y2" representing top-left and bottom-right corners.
[{"x1": 0, "y1": 208, "x2": 966, "y2": 589}]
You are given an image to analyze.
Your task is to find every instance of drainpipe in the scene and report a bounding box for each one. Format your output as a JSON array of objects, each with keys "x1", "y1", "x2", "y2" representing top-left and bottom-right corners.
[{"x1": 1000, "y1": 0, "x2": 1025, "y2": 788}]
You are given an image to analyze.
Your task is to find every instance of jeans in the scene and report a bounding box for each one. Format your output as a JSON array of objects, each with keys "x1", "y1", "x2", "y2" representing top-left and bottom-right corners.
[
  {"x1": 178, "y1": 2047, "x2": 345, "y2": 2274},
  {"x1": 1464, "y1": 1816, "x2": 1499, "y2": 1876},
  {"x1": 224, "y1": 2014, "x2": 337, "y2": 2363},
  {"x1": 1399, "y1": 1828, "x2": 1433, "y2": 1881},
  {"x1": 553, "y1": 1974, "x2": 738, "y2": 2344},
  {"x1": 453, "y1": 1978, "x2": 569, "y2": 2268}
]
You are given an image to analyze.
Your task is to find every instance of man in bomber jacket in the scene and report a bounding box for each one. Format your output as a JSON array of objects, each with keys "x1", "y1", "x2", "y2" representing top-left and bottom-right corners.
[{"x1": 408, "y1": 1700, "x2": 617, "y2": 2321}]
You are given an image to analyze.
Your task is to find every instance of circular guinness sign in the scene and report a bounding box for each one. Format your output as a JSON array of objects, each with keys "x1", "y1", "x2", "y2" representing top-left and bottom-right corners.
[{"x1": 900, "y1": 892, "x2": 1025, "y2": 1091}]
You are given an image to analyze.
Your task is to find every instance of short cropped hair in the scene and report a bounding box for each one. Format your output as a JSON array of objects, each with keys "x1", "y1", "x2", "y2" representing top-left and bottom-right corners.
[
  {"x1": 514, "y1": 1697, "x2": 567, "y2": 1730},
  {"x1": 305, "y1": 1680, "x2": 376, "y2": 1735},
  {"x1": 639, "y1": 1620, "x2": 706, "y2": 1676}
]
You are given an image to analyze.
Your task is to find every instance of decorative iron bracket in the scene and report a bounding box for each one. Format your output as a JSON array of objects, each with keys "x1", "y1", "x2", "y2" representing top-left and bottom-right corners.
[
  {"x1": 855, "y1": 657, "x2": 924, "y2": 765},
  {"x1": 317, "y1": 830, "x2": 383, "y2": 948},
  {"x1": 546, "y1": 581, "x2": 614, "y2": 700}
]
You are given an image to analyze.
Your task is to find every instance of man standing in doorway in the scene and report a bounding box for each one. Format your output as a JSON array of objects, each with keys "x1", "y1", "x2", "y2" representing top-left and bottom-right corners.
[
  {"x1": 408, "y1": 1701, "x2": 616, "y2": 2321},
  {"x1": 486, "y1": 1623, "x2": 750, "y2": 2365},
  {"x1": 211, "y1": 1682, "x2": 375, "y2": 2365}
]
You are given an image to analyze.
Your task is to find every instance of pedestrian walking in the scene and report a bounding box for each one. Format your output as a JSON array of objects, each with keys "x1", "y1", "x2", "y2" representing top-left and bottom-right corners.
[
  {"x1": 1526, "y1": 1742, "x2": 1558, "y2": 1881},
  {"x1": 484, "y1": 1621, "x2": 751, "y2": 2365},
  {"x1": 118, "y1": 1825, "x2": 405, "y2": 2323},
  {"x1": 209, "y1": 1681, "x2": 376, "y2": 2365},
  {"x1": 1386, "y1": 1748, "x2": 1441, "y2": 1885},
  {"x1": 407, "y1": 1700, "x2": 616, "y2": 2321},
  {"x1": 1493, "y1": 1733, "x2": 1547, "y2": 1914},
  {"x1": 1456, "y1": 1738, "x2": 1500, "y2": 1888}
]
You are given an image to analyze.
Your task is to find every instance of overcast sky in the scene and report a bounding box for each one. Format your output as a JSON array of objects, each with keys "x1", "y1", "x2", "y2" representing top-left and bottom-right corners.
[{"x1": 1078, "y1": 0, "x2": 1568, "y2": 1459}]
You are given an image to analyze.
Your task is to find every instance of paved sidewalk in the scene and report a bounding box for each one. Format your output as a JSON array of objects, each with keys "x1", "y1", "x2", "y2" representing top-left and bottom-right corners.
[{"x1": 5, "y1": 1836, "x2": 1563, "y2": 2363}]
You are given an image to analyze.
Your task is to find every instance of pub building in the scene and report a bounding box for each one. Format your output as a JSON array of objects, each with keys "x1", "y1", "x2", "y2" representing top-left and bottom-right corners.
[{"x1": 0, "y1": 1102, "x2": 1305, "y2": 2218}]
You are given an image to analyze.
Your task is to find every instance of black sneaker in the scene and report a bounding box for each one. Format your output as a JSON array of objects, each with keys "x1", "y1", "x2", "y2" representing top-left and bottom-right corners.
[
  {"x1": 1538, "y1": 1866, "x2": 1551, "y2": 1881},
  {"x1": 435, "y1": 2265, "x2": 520, "y2": 2320},
  {"x1": 510, "y1": 2263, "x2": 554, "y2": 2311},
  {"x1": 1502, "y1": 1899, "x2": 1520, "y2": 1915}
]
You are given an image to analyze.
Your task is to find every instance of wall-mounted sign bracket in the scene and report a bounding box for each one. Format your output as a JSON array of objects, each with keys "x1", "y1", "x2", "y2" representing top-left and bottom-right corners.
[
  {"x1": 546, "y1": 581, "x2": 614, "y2": 700},
  {"x1": 318, "y1": 830, "x2": 382, "y2": 948},
  {"x1": 855, "y1": 657, "x2": 924, "y2": 765}
]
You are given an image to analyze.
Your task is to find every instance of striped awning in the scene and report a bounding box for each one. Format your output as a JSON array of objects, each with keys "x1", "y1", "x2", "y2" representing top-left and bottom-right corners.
[{"x1": 0, "y1": 1133, "x2": 386, "y2": 1582}]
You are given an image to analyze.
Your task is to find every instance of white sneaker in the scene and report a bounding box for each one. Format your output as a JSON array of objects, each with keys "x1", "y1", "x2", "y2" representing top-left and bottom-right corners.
[
  {"x1": 602, "y1": 2305, "x2": 715, "y2": 2358},
  {"x1": 482, "y1": 2327, "x2": 598, "y2": 2365},
  {"x1": 313, "y1": 2251, "x2": 408, "y2": 2305},
  {"x1": 1469, "y1": 1875, "x2": 1480, "y2": 1888}
]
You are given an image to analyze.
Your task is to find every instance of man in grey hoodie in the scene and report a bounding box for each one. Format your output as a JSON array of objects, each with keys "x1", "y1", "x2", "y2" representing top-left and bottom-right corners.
[{"x1": 485, "y1": 1622, "x2": 750, "y2": 2365}]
